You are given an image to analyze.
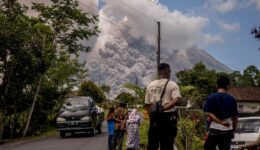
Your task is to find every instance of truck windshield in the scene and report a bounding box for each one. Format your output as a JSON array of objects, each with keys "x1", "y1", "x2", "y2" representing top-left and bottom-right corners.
[
  {"x1": 235, "y1": 119, "x2": 260, "y2": 133},
  {"x1": 62, "y1": 99, "x2": 89, "y2": 111}
]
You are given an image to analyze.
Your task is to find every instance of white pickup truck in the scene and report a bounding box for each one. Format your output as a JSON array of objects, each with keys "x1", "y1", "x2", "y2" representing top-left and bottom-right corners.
[{"x1": 230, "y1": 117, "x2": 260, "y2": 149}]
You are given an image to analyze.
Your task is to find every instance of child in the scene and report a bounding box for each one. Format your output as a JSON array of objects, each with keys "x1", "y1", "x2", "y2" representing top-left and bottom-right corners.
[{"x1": 107, "y1": 107, "x2": 115, "y2": 150}]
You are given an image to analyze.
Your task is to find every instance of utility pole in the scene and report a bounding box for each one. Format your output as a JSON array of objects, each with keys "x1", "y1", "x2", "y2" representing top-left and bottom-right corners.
[
  {"x1": 156, "y1": 21, "x2": 161, "y2": 78},
  {"x1": 135, "y1": 77, "x2": 138, "y2": 107}
]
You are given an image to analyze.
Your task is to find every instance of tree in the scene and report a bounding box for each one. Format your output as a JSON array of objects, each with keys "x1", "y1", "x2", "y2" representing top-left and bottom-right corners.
[
  {"x1": 229, "y1": 71, "x2": 242, "y2": 87},
  {"x1": 32, "y1": 0, "x2": 99, "y2": 54},
  {"x1": 180, "y1": 86, "x2": 205, "y2": 109},
  {"x1": 176, "y1": 62, "x2": 218, "y2": 96},
  {"x1": 78, "y1": 81, "x2": 106, "y2": 103},
  {"x1": 251, "y1": 26, "x2": 260, "y2": 50},
  {"x1": 26, "y1": 52, "x2": 86, "y2": 133},
  {"x1": 100, "y1": 84, "x2": 111, "y2": 101},
  {"x1": 0, "y1": 0, "x2": 99, "y2": 141},
  {"x1": 240, "y1": 65, "x2": 259, "y2": 87},
  {"x1": 22, "y1": 0, "x2": 99, "y2": 138},
  {"x1": 101, "y1": 84, "x2": 111, "y2": 93},
  {"x1": 123, "y1": 83, "x2": 145, "y2": 104},
  {"x1": 115, "y1": 92, "x2": 135, "y2": 105},
  {"x1": 251, "y1": 27, "x2": 260, "y2": 39},
  {"x1": 0, "y1": 1, "x2": 56, "y2": 141}
]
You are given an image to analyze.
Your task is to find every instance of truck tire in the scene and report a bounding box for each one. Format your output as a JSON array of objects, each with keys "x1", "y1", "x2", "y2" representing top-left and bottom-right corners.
[
  {"x1": 97, "y1": 123, "x2": 102, "y2": 134},
  {"x1": 90, "y1": 128, "x2": 96, "y2": 136},
  {"x1": 60, "y1": 131, "x2": 66, "y2": 138}
]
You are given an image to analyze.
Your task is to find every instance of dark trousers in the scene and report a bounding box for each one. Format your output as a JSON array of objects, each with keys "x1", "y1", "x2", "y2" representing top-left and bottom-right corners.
[
  {"x1": 147, "y1": 112, "x2": 178, "y2": 150},
  {"x1": 113, "y1": 130, "x2": 126, "y2": 150},
  {"x1": 108, "y1": 135, "x2": 114, "y2": 150},
  {"x1": 204, "y1": 128, "x2": 233, "y2": 150}
]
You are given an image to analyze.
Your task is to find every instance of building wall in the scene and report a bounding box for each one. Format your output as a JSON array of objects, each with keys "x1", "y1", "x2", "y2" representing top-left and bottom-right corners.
[{"x1": 237, "y1": 102, "x2": 260, "y2": 113}]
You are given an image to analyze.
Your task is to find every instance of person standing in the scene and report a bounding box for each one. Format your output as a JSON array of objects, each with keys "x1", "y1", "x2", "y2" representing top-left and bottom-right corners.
[
  {"x1": 113, "y1": 101, "x2": 128, "y2": 150},
  {"x1": 107, "y1": 107, "x2": 115, "y2": 150},
  {"x1": 145, "y1": 63, "x2": 182, "y2": 150},
  {"x1": 126, "y1": 109, "x2": 140, "y2": 150},
  {"x1": 204, "y1": 75, "x2": 238, "y2": 150}
]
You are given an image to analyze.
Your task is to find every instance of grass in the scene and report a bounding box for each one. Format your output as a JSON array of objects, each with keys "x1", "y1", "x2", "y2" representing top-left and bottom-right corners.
[
  {"x1": 2, "y1": 126, "x2": 58, "y2": 144},
  {"x1": 139, "y1": 119, "x2": 149, "y2": 148}
]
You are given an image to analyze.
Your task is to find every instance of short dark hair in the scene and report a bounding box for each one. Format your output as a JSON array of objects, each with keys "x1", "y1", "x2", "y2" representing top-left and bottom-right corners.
[
  {"x1": 108, "y1": 107, "x2": 114, "y2": 114},
  {"x1": 217, "y1": 76, "x2": 230, "y2": 89},
  {"x1": 158, "y1": 63, "x2": 170, "y2": 73},
  {"x1": 119, "y1": 101, "x2": 126, "y2": 108}
]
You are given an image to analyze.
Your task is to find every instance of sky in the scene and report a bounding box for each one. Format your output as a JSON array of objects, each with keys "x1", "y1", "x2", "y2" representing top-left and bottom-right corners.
[
  {"x1": 157, "y1": 0, "x2": 260, "y2": 72},
  {"x1": 95, "y1": 0, "x2": 260, "y2": 72},
  {"x1": 20, "y1": 0, "x2": 260, "y2": 72}
]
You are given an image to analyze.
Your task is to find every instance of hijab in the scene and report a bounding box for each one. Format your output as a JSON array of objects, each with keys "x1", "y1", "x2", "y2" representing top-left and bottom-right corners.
[{"x1": 127, "y1": 109, "x2": 140, "y2": 123}]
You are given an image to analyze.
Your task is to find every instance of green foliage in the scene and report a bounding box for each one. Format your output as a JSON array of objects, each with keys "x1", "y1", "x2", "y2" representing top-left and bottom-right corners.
[
  {"x1": 251, "y1": 27, "x2": 260, "y2": 50},
  {"x1": 251, "y1": 27, "x2": 260, "y2": 39},
  {"x1": 191, "y1": 136, "x2": 204, "y2": 150},
  {"x1": 176, "y1": 62, "x2": 218, "y2": 96},
  {"x1": 241, "y1": 65, "x2": 259, "y2": 86},
  {"x1": 78, "y1": 80, "x2": 106, "y2": 103},
  {"x1": 0, "y1": 0, "x2": 99, "y2": 142},
  {"x1": 179, "y1": 85, "x2": 205, "y2": 109},
  {"x1": 123, "y1": 83, "x2": 146, "y2": 104},
  {"x1": 139, "y1": 119, "x2": 149, "y2": 147},
  {"x1": 229, "y1": 65, "x2": 260, "y2": 87},
  {"x1": 229, "y1": 71, "x2": 242, "y2": 86},
  {"x1": 177, "y1": 118, "x2": 204, "y2": 150},
  {"x1": 32, "y1": 0, "x2": 99, "y2": 54},
  {"x1": 43, "y1": 51, "x2": 86, "y2": 90},
  {"x1": 101, "y1": 84, "x2": 111, "y2": 93},
  {"x1": 0, "y1": 1, "x2": 56, "y2": 140},
  {"x1": 115, "y1": 92, "x2": 135, "y2": 104}
]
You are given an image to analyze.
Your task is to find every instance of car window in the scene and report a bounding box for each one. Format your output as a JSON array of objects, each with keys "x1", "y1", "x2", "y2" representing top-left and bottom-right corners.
[
  {"x1": 67, "y1": 100, "x2": 89, "y2": 106},
  {"x1": 235, "y1": 119, "x2": 260, "y2": 133},
  {"x1": 62, "y1": 99, "x2": 89, "y2": 111}
]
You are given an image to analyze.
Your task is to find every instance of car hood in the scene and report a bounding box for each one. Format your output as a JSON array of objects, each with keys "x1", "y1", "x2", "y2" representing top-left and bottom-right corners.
[
  {"x1": 59, "y1": 110, "x2": 90, "y2": 118},
  {"x1": 232, "y1": 133, "x2": 259, "y2": 142}
]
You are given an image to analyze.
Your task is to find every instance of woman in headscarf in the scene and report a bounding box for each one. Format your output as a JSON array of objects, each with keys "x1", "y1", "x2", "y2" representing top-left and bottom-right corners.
[{"x1": 126, "y1": 109, "x2": 140, "y2": 150}]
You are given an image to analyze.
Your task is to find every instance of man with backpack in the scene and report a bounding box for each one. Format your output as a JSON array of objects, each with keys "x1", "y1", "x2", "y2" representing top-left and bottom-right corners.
[{"x1": 145, "y1": 63, "x2": 182, "y2": 150}]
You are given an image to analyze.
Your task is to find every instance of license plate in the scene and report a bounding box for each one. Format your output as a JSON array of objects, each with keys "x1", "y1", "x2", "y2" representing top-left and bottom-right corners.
[{"x1": 68, "y1": 121, "x2": 78, "y2": 125}]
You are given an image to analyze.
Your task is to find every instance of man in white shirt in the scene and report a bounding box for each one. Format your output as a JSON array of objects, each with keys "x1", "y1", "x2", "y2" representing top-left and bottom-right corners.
[{"x1": 145, "y1": 63, "x2": 182, "y2": 150}]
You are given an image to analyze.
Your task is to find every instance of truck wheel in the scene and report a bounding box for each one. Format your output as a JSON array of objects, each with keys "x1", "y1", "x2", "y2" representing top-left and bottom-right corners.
[
  {"x1": 90, "y1": 128, "x2": 96, "y2": 136},
  {"x1": 60, "y1": 131, "x2": 66, "y2": 138}
]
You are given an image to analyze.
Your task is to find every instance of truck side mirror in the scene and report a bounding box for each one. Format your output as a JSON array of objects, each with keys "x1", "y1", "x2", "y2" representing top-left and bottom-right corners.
[{"x1": 91, "y1": 109, "x2": 97, "y2": 115}]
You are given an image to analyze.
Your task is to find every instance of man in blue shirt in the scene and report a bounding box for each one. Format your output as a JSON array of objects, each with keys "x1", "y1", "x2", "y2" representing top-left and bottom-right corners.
[{"x1": 204, "y1": 76, "x2": 238, "y2": 150}]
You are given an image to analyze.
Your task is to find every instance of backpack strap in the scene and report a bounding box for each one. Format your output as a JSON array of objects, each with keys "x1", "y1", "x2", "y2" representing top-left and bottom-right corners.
[{"x1": 159, "y1": 80, "x2": 169, "y2": 102}]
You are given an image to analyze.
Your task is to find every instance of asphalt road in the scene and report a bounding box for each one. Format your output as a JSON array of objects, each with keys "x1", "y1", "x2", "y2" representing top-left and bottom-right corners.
[
  {"x1": 0, "y1": 112, "x2": 177, "y2": 150},
  {"x1": 0, "y1": 122, "x2": 108, "y2": 150}
]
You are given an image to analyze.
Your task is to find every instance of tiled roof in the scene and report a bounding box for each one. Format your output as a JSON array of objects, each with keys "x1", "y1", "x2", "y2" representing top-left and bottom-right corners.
[{"x1": 228, "y1": 87, "x2": 260, "y2": 102}]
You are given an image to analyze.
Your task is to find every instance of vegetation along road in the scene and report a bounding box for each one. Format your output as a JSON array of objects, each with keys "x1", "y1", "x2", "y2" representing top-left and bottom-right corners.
[{"x1": 0, "y1": 122, "x2": 108, "y2": 150}]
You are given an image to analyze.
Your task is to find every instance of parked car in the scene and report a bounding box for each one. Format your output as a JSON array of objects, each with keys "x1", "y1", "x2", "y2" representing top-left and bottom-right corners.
[
  {"x1": 56, "y1": 96, "x2": 104, "y2": 138},
  {"x1": 230, "y1": 116, "x2": 260, "y2": 149}
]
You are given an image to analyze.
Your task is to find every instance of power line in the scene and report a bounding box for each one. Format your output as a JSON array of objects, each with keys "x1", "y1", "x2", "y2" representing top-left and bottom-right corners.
[
  {"x1": 81, "y1": 1, "x2": 157, "y2": 34},
  {"x1": 102, "y1": 15, "x2": 156, "y2": 41},
  {"x1": 81, "y1": 2, "x2": 157, "y2": 41},
  {"x1": 116, "y1": 0, "x2": 155, "y2": 22}
]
